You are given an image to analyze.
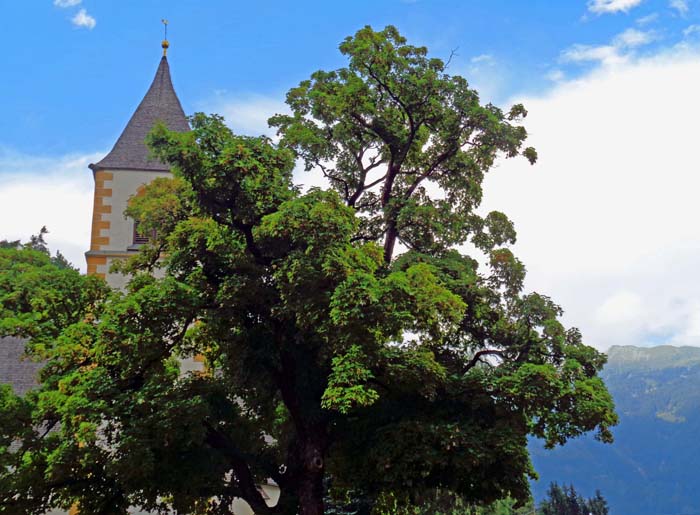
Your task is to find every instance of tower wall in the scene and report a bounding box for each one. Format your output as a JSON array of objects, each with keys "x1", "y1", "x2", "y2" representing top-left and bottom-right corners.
[{"x1": 86, "y1": 168, "x2": 171, "y2": 289}]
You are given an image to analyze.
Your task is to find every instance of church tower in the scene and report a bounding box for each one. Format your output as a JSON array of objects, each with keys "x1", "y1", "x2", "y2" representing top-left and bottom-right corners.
[
  {"x1": 66, "y1": 38, "x2": 279, "y2": 515},
  {"x1": 85, "y1": 40, "x2": 188, "y2": 287}
]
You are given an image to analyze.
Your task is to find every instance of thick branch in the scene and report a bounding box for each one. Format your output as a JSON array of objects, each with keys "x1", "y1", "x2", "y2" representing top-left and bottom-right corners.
[
  {"x1": 230, "y1": 218, "x2": 269, "y2": 266},
  {"x1": 403, "y1": 148, "x2": 457, "y2": 200},
  {"x1": 348, "y1": 169, "x2": 387, "y2": 207},
  {"x1": 379, "y1": 158, "x2": 401, "y2": 263},
  {"x1": 204, "y1": 420, "x2": 273, "y2": 515},
  {"x1": 463, "y1": 349, "x2": 505, "y2": 373}
]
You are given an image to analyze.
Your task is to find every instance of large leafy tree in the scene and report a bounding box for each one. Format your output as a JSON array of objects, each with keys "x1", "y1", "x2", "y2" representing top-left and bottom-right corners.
[{"x1": 0, "y1": 26, "x2": 616, "y2": 515}]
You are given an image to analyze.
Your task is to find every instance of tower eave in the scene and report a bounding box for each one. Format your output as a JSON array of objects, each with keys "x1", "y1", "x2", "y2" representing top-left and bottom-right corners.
[{"x1": 89, "y1": 162, "x2": 172, "y2": 173}]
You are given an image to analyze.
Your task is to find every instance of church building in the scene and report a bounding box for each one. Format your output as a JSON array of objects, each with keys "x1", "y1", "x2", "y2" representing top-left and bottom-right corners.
[{"x1": 2, "y1": 39, "x2": 279, "y2": 515}]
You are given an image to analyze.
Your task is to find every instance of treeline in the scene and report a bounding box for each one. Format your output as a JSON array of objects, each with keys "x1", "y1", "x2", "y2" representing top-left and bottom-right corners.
[
  {"x1": 469, "y1": 483, "x2": 609, "y2": 515},
  {"x1": 327, "y1": 483, "x2": 608, "y2": 515},
  {"x1": 539, "y1": 483, "x2": 609, "y2": 515}
]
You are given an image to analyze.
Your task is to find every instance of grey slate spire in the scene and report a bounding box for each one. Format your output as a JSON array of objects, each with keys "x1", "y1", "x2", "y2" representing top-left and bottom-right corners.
[{"x1": 90, "y1": 56, "x2": 189, "y2": 172}]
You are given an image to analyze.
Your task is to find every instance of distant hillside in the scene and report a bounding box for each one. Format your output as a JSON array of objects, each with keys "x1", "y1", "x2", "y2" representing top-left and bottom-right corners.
[
  {"x1": 606, "y1": 344, "x2": 700, "y2": 372},
  {"x1": 530, "y1": 345, "x2": 700, "y2": 515}
]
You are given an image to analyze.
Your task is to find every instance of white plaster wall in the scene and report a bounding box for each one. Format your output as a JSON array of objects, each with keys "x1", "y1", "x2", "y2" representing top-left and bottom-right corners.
[
  {"x1": 100, "y1": 169, "x2": 171, "y2": 289},
  {"x1": 104, "y1": 256, "x2": 131, "y2": 290},
  {"x1": 104, "y1": 169, "x2": 171, "y2": 253},
  {"x1": 102, "y1": 255, "x2": 168, "y2": 290}
]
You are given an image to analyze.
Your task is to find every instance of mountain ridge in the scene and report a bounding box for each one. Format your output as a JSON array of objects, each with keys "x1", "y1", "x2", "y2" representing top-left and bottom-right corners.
[
  {"x1": 530, "y1": 344, "x2": 700, "y2": 515},
  {"x1": 606, "y1": 344, "x2": 700, "y2": 371}
]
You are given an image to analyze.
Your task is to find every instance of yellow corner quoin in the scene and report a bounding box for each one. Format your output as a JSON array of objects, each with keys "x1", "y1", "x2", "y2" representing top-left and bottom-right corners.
[
  {"x1": 86, "y1": 255, "x2": 107, "y2": 279},
  {"x1": 89, "y1": 170, "x2": 113, "y2": 252}
]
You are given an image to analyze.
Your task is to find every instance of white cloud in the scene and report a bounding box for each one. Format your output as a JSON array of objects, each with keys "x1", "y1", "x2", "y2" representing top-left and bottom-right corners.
[
  {"x1": 199, "y1": 93, "x2": 287, "y2": 138},
  {"x1": 53, "y1": 0, "x2": 81, "y2": 7},
  {"x1": 546, "y1": 69, "x2": 565, "y2": 82},
  {"x1": 482, "y1": 41, "x2": 700, "y2": 350},
  {"x1": 596, "y1": 292, "x2": 644, "y2": 325},
  {"x1": 683, "y1": 24, "x2": 700, "y2": 37},
  {"x1": 588, "y1": 0, "x2": 644, "y2": 14},
  {"x1": 470, "y1": 54, "x2": 495, "y2": 65},
  {"x1": 561, "y1": 43, "x2": 626, "y2": 65},
  {"x1": 71, "y1": 8, "x2": 96, "y2": 30},
  {"x1": 636, "y1": 12, "x2": 660, "y2": 24},
  {"x1": 614, "y1": 27, "x2": 657, "y2": 47},
  {"x1": 0, "y1": 149, "x2": 100, "y2": 271},
  {"x1": 561, "y1": 28, "x2": 656, "y2": 65},
  {"x1": 670, "y1": 0, "x2": 690, "y2": 15}
]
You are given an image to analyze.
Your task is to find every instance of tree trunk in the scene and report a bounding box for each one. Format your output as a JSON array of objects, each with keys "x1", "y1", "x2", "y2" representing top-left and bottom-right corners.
[
  {"x1": 276, "y1": 344, "x2": 328, "y2": 515},
  {"x1": 381, "y1": 162, "x2": 400, "y2": 264},
  {"x1": 383, "y1": 220, "x2": 398, "y2": 264},
  {"x1": 297, "y1": 434, "x2": 325, "y2": 515},
  {"x1": 298, "y1": 472, "x2": 324, "y2": 515}
]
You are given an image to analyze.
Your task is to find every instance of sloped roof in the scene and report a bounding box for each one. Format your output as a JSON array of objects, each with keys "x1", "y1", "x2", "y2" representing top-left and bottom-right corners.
[
  {"x1": 0, "y1": 337, "x2": 42, "y2": 396},
  {"x1": 90, "y1": 56, "x2": 189, "y2": 172}
]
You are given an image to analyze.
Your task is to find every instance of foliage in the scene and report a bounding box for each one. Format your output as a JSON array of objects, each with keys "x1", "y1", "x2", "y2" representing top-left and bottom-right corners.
[
  {"x1": 0, "y1": 227, "x2": 74, "y2": 270},
  {"x1": 374, "y1": 491, "x2": 535, "y2": 515},
  {"x1": 0, "y1": 228, "x2": 105, "y2": 352},
  {"x1": 0, "y1": 26, "x2": 616, "y2": 515},
  {"x1": 324, "y1": 488, "x2": 536, "y2": 515}
]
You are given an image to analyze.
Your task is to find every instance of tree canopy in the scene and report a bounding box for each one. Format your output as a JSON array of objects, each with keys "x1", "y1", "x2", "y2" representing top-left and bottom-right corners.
[{"x1": 0, "y1": 26, "x2": 616, "y2": 515}]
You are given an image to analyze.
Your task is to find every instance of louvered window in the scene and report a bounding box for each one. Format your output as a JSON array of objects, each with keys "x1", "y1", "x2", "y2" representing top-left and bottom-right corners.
[{"x1": 132, "y1": 220, "x2": 155, "y2": 245}]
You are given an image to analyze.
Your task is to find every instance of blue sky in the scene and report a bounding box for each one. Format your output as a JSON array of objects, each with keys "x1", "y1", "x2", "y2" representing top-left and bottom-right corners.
[
  {"x1": 2, "y1": 0, "x2": 698, "y2": 154},
  {"x1": 4, "y1": 0, "x2": 700, "y2": 351}
]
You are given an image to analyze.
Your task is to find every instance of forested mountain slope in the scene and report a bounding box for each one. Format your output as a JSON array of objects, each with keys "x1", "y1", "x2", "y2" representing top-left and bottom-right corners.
[{"x1": 531, "y1": 345, "x2": 700, "y2": 515}]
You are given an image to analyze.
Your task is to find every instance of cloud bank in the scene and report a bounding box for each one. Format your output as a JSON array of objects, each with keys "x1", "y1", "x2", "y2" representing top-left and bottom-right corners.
[
  {"x1": 483, "y1": 42, "x2": 700, "y2": 349},
  {"x1": 0, "y1": 150, "x2": 99, "y2": 271}
]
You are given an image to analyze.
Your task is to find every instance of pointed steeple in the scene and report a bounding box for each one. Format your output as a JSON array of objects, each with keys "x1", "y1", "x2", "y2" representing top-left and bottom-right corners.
[{"x1": 90, "y1": 54, "x2": 188, "y2": 172}]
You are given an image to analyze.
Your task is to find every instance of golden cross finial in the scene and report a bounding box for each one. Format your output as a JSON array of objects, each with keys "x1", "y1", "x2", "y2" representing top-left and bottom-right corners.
[{"x1": 161, "y1": 19, "x2": 169, "y2": 56}]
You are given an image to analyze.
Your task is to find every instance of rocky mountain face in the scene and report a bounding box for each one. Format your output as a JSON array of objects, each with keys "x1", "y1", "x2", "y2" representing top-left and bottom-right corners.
[{"x1": 530, "y1": 345, "x2": 700, "y2": 515}]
